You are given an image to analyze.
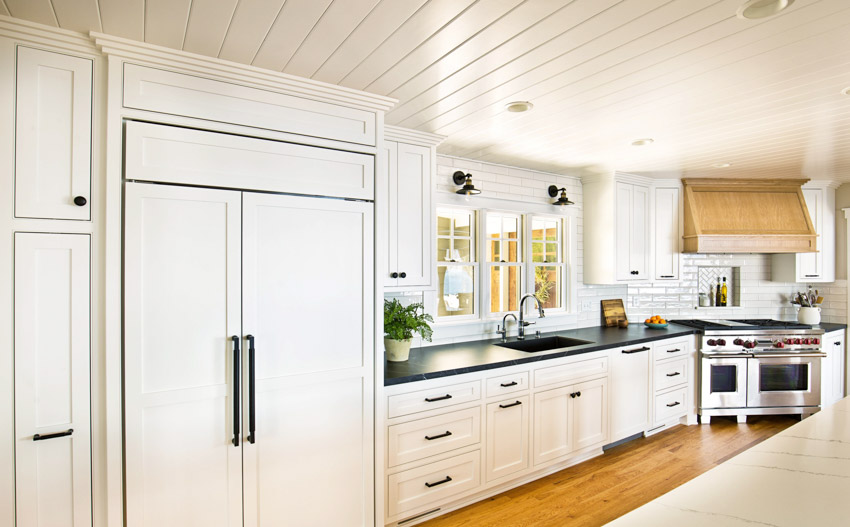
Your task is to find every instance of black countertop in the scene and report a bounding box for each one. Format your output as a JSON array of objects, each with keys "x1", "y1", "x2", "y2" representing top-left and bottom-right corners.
[{"x1": 384, "y1": 322, "x2": 847, "y2": 386}]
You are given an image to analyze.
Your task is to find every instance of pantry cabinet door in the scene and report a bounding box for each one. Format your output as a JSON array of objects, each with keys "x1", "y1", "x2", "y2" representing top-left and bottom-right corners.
[
  {"x1": 14, "y1": 233, "x2": 91, "y2": 527},
  {"x1": 124, "y1": 183, "x2": 243, "y2": 527},
  {"x1": 241, "y1": 192, "x2": 374, "y2": 527},
  {"x1": 15, "y1": 47, "x2": 92, "y2": 220}
]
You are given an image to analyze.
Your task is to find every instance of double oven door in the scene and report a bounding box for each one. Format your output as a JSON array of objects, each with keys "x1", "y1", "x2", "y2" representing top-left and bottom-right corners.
[{"x1": 701, "y1": 354, "x2": 822, "y2": 409}]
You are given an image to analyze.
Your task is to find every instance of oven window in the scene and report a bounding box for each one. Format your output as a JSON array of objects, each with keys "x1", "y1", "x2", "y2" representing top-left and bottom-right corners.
[
  {"x1": 710, "y1": 365, "x2": 739, "y2": 393},
  {"x1": 759, "y1": 364, "x2": 808, "y2": 391}
]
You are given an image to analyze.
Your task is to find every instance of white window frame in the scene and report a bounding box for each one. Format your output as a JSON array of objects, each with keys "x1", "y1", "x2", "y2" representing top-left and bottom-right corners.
[
  {"x1": 526, "y1": 213, "x2": 567, "y2": 316},
  {"x1": 482, "y1": 210, "x2": 524, "y2": 319},
  {"x1": 435, "y1": 207, "x2": 479, "y2": 322}
]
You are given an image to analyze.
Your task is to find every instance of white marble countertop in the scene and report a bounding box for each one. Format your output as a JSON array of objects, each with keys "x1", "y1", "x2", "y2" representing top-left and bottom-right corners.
[{"x1": 607, "y1": 398, "x2": 850, "y2": 526}]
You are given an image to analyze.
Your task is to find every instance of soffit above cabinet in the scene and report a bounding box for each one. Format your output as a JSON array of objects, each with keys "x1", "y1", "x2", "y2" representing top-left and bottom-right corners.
[
  {"x1": 682, "y1": 178, "x2": 817, "y2": 254},
  {"x1": 4, "y1": 1, "x2": 850, "y2": 181}
]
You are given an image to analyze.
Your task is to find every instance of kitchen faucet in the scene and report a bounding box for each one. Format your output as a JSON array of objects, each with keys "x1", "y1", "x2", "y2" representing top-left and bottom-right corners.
[
  {"x1": 497, "y1": 313, "x2": 517, "y2": 342},
  {"x1": 518, "y1": 294, "x2": 545, "y2": 340}
]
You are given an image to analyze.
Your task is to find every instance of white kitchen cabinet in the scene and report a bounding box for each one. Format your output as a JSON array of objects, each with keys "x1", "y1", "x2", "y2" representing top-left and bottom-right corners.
[
  {"x1": 609, "y1": 343, "x2": 651, "y2": 443},
  {"x1": 15, "y1": 46, "x2": 92, "y2": 220},
  {"x1": 583, "y1": 173, "x2": 651, "y2": 284},
  {"x1": 383, "y1": 127, "x2": 444, "y2": 289},
  {"x1": 653, "y1": 186, "x2": 681, "y2": 280},
  {"x1": 650, "y1": 337, "x2": 692, "y2": 429},
  {"x1": 533, "y1": 376, "x2": 608, "y2": 466},
  {"x1": 822, "y1": 330, "x2": 845, "y2": 407},
  {"x1": 124, "y1": 177, "x2": 374, "y2": 524},
  {"x1": 615, "y1": 182, "x2": 650, "y2": 281},
  {"x1": 772, "y1": 184, "x2": 836, "y2": 283},
  {"x1": 485, "y1": 396, "x2": 529, "y2": 482},
  {"x1": 14, "y1": 233, "x2": 91, "y2": 527}
]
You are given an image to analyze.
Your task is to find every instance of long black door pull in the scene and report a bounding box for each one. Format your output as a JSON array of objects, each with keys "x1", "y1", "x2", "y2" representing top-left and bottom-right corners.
[
  {"x1": 232, "y1": 336, "x2": 240, "y2": 447},
  {"x1": 33, "y1": 429, "x2": 73, "y2": 441},
  {"x1": 247, "y1": 335, "x2": 256, "y2": 444}
]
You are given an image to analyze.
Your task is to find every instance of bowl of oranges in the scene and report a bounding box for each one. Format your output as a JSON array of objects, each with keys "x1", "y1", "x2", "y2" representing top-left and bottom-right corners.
[{"x1": 644, "y1": 315, "x2": 668, "y2": 329}]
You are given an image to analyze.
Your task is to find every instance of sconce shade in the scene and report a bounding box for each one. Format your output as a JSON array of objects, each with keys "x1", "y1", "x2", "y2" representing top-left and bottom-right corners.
[
  {"x1": 548, "y1": 185, "x2": 574, "y2": 206},
  {"x1": 453, "y1": 171, "x2": 481, "y2": 196}
]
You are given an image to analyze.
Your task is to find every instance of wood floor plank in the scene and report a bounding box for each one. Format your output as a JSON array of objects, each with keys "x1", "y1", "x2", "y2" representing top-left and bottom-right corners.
[{"x1": 419, "y1": 415, "x2": 797, "y2": 527}]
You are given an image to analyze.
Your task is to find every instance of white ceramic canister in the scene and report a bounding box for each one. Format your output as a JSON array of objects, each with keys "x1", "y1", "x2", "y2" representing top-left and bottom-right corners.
[{"x1": 797, "y1": 306, "x2": 821, "y2": 325}]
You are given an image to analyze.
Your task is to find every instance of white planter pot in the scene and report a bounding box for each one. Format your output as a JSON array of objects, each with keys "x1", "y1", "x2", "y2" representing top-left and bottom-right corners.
[
  {"x1": 797, "y1": 306, "x2": 821, "y2": 325},
  {"x1": 385, "y1": 338, "x2": 413, "y2": 362}
]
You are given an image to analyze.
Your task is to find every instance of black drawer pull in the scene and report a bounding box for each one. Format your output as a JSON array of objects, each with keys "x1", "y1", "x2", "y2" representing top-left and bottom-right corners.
[
  {"x1": 660, "y1": 275, "x2": 674, "y2": 278},
  {"x1": 33, "y1": 429, "x2": 73, "y2": 441},
  {"x1": 425, "y1": 476, "x2": 452, "y2": 488},
  {"x1": 424, "y1": 431, "x2": 452, "y2": 441},
  {"x1": 499, "y1": 400, "x2": 522, "y2": 409},
  {"x1": 666, "y1": 401, "x2": 681, "y2": 407},
  {"x1": 667, "y1": 348, "x2": 681, "y2": 353},
  {"x1": 73, "y1": 196, "x2": 87, "y2": 206},
  {"x1": 500, "y1": 381, "x2": 518, "y2": 387},
  {"x1": 425, "y1": 394, "x2": 452, "y2": 402},
  {"x1": 666, "y1": 372, "x2": 681, "y2": 377},
  {"x1": 576, "y1": 391, "x2": 581, "y2": 397},
  {"x1": 570, "y1": 392, "x2": 576, "y2": 398},
  {"x1": 835, "y1": 342, "x2": 841, "y2": 346},
  {"x1": 804, "y1": 275, "x2": 819, "y2": 277},
  {"x1": 400, "y1": 272, "x2": 407, "y2": 278},
  {"x1": 623, "y1": 346, "x2": 650, "y2": 354},
  {"x1": 390, "y1": 272, "x2": 399, "y2": 278}
]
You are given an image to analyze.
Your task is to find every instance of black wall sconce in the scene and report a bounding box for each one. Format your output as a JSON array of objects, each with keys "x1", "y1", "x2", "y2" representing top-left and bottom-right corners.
[
  {"x1": 548, "y1": 185, "x2": 574, "y2": 206},
  {"x1": 453, "y1": 171, "x2": 481, "y2": 199}
]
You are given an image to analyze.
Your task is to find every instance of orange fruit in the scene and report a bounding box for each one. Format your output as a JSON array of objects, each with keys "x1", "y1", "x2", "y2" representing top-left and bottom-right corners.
[
  {"x1": 659, "y1": 319, "x2": 666, "y2": 324},
  {"x1": 645, "y1": 318, "x2": 651, "y2": 323}
]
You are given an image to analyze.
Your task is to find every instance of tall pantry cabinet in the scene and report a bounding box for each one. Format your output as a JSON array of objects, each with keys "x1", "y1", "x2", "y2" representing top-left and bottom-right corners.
[{"x1": 0, "y1": 25, "x2": 102, "y2": 527}]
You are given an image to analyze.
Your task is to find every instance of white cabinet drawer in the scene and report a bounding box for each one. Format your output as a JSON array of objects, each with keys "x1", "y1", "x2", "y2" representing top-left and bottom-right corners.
[
  {"x1": 534, "y1": 356, "x2": 608, "y2": 388},
  {"x1": 654, "y1": 358, "x2": 688, "y2": 392},
  {"x1": 387, "y1": 451, "x2": 481, "y2": 518},
  {"x1": 388, "y1": 408, "x2": 480, "y2": 467},
  {"x1": 486, "y1": 371, "x2": 529, "y2": 398},
  {"x1": 653, "y1": 338, "x2": 690, "y2": 361},
  {"x1": 654, "y1": 387, "x2": 688, "y2": 423},
  {"x1": 388, "y1": 381, "x2": 481, "y2": 418}
]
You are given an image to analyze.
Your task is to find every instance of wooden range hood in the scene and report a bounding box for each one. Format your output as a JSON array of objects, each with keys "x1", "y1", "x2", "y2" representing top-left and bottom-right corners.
[{"x1": 682, "y1": 178, "x2": 816, "y2": 253}]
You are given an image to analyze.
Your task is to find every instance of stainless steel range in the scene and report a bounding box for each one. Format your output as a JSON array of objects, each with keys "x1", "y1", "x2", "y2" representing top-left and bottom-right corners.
[{"x1": 669, "y1": 319, "x2": 825, "y2": 423}]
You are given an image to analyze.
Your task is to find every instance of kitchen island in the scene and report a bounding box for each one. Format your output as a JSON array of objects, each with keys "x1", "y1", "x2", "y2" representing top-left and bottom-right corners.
[{"x1": 607, "y1": 395, "x2": 850, "y2": 526}]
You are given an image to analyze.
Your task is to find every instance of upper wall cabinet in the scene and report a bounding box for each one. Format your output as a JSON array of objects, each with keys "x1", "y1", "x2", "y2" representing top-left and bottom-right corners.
[
  {"x1": 772, "y1": 183, "x2": 836, "y2": 283},
  {"x1": 123, "y1": 64, "x2": 378, "y2": 147},
  {"x1": 653, "y1": 186, "x2": 682, "y2": 281},
  {"x1": 584, "y1": 173, "x2": 651, "y2": 284},
  {"x1": 383, "y1": 126, "x2": 444, "y2": 289},
  {"x1": 15, "y1": 47, "x2": 92, "y2": 220}
]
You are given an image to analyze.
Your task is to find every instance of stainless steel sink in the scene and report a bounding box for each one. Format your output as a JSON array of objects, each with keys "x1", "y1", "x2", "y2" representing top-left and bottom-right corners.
[{"x1": 495, "y1": 336, "x2": 593, "y2": 353}]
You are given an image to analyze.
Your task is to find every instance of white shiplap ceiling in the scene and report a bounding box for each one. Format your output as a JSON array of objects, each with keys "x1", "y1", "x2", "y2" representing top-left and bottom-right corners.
[{"x1": 4, "y1": 0, "x2": 850, "y2": 180}]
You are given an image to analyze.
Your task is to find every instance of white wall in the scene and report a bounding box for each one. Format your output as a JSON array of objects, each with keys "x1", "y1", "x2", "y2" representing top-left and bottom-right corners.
[{"x1": 387, "y1": 155, "x2": 847, "y2": 347}]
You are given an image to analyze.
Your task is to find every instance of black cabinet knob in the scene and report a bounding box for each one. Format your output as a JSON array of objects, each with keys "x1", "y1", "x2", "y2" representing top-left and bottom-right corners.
[
  {"x1": 390, "y1": 272, "x2": 399, "y2": 279},
  {"x1": 73, "y1": 196, "x2": 87, "y2": 206},
  {"x1": 399, "y1": 272, "x2": 407, "y2": 279}
]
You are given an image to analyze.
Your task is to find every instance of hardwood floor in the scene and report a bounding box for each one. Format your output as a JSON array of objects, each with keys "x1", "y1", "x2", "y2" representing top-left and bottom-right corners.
[{"x1": 420, "y1": 415, "x2": 798, "y2": 527}]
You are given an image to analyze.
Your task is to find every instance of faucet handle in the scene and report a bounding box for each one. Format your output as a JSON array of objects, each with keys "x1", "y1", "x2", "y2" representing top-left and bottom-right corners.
[{"x1": 522, "y1": 320, "x2": 536, "y2": 327}]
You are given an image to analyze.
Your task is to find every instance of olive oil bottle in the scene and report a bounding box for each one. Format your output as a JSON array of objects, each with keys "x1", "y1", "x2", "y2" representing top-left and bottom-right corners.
[
  {"x1": 715, "y1": 277, "x2": 722, "y2": 307},
  {"x1": 720, "y1": 277, "x2": 728, "y2": 307}
]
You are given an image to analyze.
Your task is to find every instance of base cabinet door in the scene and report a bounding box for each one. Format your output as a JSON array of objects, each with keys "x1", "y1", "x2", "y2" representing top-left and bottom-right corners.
[
  {"x1": 486, "y1": 396, "x2": 529, "y2": 482},
  {"x1": 532, "y1": 386, "x2": 573, "y2": 466},
  {"x1": 572, "y1": 377, "x2": 608, "y2": 451},
  {"x1": 609, "y1": 346, "x2": 650, "y2": 442},
  {"x1": 14, "y1": 233, "x2": 91, "y2": 527},
  {"x1": 823, "y1": 332, "x2": 846, "y2": 407}
]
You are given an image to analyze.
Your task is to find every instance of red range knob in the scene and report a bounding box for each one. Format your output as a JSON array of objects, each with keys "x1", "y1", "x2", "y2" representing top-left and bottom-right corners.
[
  {"x1": 707, "y1": 339, "x2": 717, "y2": 346},
  {"x1": 733, "y1": 338, "x2": 743, "y2": 346},
  {"x1": 717, "y1": 339, "x2": 727, "y2": 346},
  {"x1": 794, "y1": 338, "x2": 802, "y2": 345},
  {"x1": 803, "y1": 338, "x2": 812, "y2": 345},
  {"x1": 746, "y1": 341, "x2": 757, "y2": 349},
  {"x1": 784, "y1": 338, "x2": 792, "y2": 344},
  {"x1": 813, "y1": 338, "x2": 820, "y2": 345},
  {"x1": 774, "y1": 341, "x2": 784, "y2": 348}
]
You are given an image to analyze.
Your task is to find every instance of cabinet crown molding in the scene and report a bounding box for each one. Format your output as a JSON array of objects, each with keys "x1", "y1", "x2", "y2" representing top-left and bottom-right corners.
[
  {"x1": 90, "y1": 32, "x2": 397, "y2": 113},
  {"x1": 384, "y1": 125, "x2": 445, "y2": 147}
]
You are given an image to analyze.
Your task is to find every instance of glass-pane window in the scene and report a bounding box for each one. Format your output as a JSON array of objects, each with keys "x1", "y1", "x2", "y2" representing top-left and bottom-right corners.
[
  {"x1": 437, "y1": 209, "x2": 476, "y2": 319},
  {"x1": 486, "y1": 212, "x2": 522, "y2": 315},
  {"x1": 530, "y1": 216, "x2": 564, "y2": 311}
]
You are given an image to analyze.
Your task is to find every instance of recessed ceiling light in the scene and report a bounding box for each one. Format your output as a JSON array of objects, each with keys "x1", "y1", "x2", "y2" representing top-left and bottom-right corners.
[
  {"x1": 712, "y1": 162, "x2": 733, "y2": 168},
  {"x1": 631, "y1": 138, "x2": 654, "y2": 146},
  {"x1": 841, "y1": 86, "x2": 850, "y2": 96},
  {"x1": 736, "y1": 0, "x2": 794, "y2": 20},
  {"x1": 505, "y1": 101, "x2": 534, "y2": 113}
]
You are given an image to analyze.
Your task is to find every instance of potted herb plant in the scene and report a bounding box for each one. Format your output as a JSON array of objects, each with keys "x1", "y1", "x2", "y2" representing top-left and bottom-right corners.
[{"x1": 384, "y1": 298, "x2": 433, "y2": 362}]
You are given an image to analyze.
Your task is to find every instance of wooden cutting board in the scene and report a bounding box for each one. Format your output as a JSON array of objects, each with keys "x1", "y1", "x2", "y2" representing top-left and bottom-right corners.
[{"x1": 601, "y1": 299, "x2": 627, "y2": 327}]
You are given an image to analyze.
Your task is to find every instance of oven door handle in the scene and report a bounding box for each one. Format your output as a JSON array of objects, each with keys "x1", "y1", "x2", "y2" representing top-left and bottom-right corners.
[
  {"x1": 702, "y1": 353, "x2": 751, "y2": 359},
  {"x1": 755, "y1": 353, "x2": 826, "y2": 358}
]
